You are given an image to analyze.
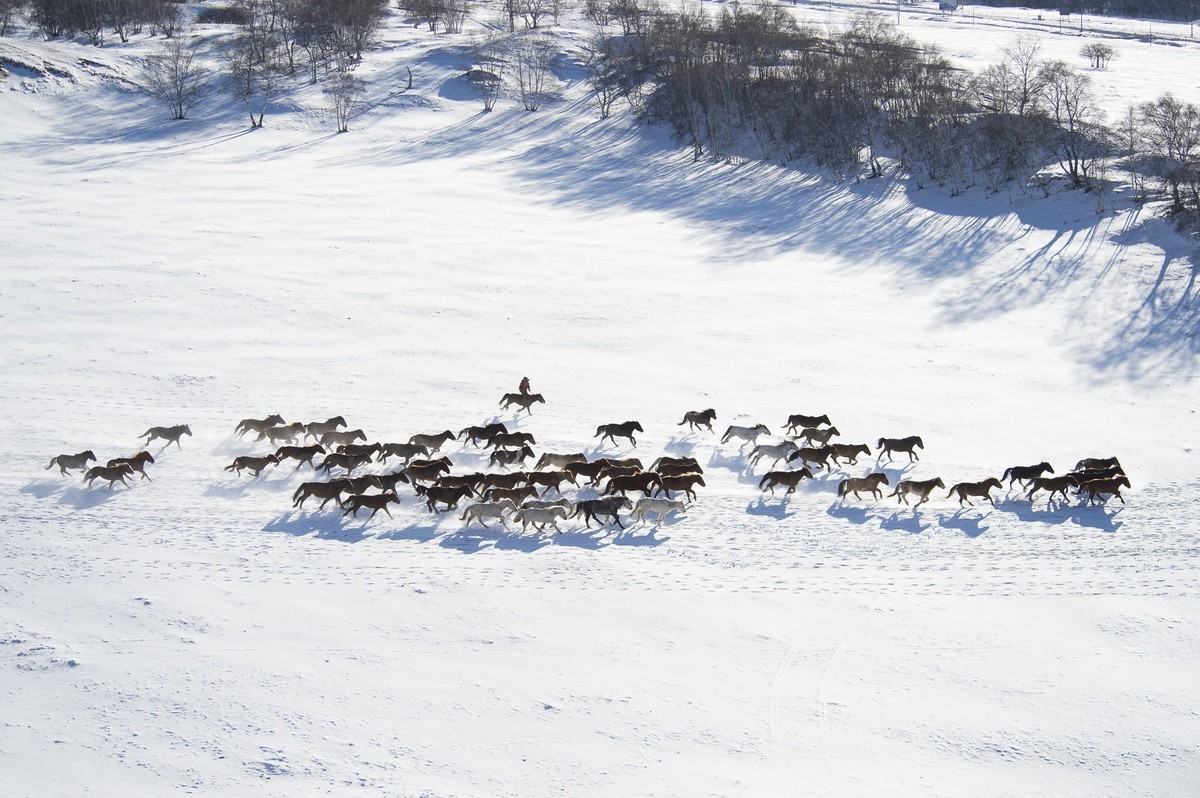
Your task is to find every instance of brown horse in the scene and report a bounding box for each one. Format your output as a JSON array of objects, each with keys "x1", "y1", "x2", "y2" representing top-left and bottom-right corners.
[
  {"x1": 47, "y1": 450, "x2": 96, "y2": 476},
  {"x1": 889, "y1": 477, "x2": 944, "y2": 506},
  {"x1": 595, "y1": 421, "x2": 643, "y2": 447},
  {"x1": 1074, "y1": 456, "x2": 1122, "y2": 473},
  {"x1": 786, "y1": 445, "x2": 835, "y2": 471},
  {"x1": 303, "y1": 416, "x2": 347, "y2": 441},
  {"x1": 1027, "y1": 475, "x2": 1078, "y2": 503},
  {"x1": 572, "y1": 496, "x2": 632, "y2": 528},
  {"x1": 677, "y1": 408, "x2": 717, "y2": 433},
  {"x1": 564, "y1": 460, "x2": 607, "y2": 484},
  {"x1": 489, "y1": 444, "x2": 535, "y2": 469},
  {"x1": 1082, "y1": 475, "x2": 1131, "y2": 505},
  {"x1": 315, "y1": 452, "x2": 371, "y2": 476},
  {"x1": 336, "y1": 442, "x2": 384, "y2": 459},
  {"x1": 293, "y1": 478, "x2": 364, "y2": 510},
  {"x1": 408, "y1": 430, "x2": 456, "y2": 452},
  {"x1": 534, "y1": 452, "x2": 587, "y2": 471},
  {"x1": 499, "y1": 393, "x2": 546, "y2": 414},
  {"x1": 84, "y1": 463, "x2": 135, "y2": 489},
  {"x1": 658, "y1": 461, "x2": 704, "y2": 476},
  {"x1": 485, "y1": 484, "x2": 541, "y2": 504},
  {"x1": 654, "y1": 472, "x2": 706, "y2": 502},
  {"x1": 236, "y1": 414, "x2": 285, "y2": 437},
  {"x1": 758, "y1": 468, "x2": 814, "y2": 496},
  {"x1": 877, "y1": 436, "x2": 924, "y2": 462},
  {"x1": 837, "y1": 472, "x2": 889, "y2": 501},
  {"x1": 320, "y1": 429, "x2": 368, "y2": 449},
  {"x1": 404, "y1": 461, "x2": 453, "y2": 484},
  {"x1": 224, "y1": 454, "x2": 279, "y2": 478},
  {"x1": 458, "y1": 423, "x2": 508, "y2": 447},
  {"x1": 604, "y1": 472, "x2": 664, "y2": 497},
  {"x1": 377, "y1": 442, "x2": 429, "y2": 464},
  {"x1": 479, "y1": 471, "x2": 529, "y2": 492},
  {"x1": 651, "y1": 455, "x2": 699, "y2": 471},
  {"x1": 416, "y1": 483, "x2": 476, "y2": 512},
  {"x1": 118, "y1": 454, "x2": 158, "y2": 481},
  {"x1": 257, "y1": 422, "x2": 306, "y2": 445},
  {"x1": 1002, "y1": 462, "x2": 1053, "y2": 489},
  {"x1": 141, "y1": 424, "x2": 192, "y2": 448},
  {"x1": 828, "y1": 443, "x2": 871, "y2": 466},
  {"x1": 795, "y1": 426, "x2": 841, "y2": 446},
  {"x1": 490, "y1": 431, "x2": 537, "y2": 450},
  {"x1": 275, "y1": 444, "x2": 325, "y2": 469},
  {"x1": 784, "y1": 413, "x2": 831, "y2": 433},
  {"x1": 947, "y1": 477, "x2": 1003, "y2": 507},
  {"x1": 527, "y1": 470, "x2": 577, "y2": 495},
  {"x1": 342, "y1": 490, "x2": 400, "y2": 521}
]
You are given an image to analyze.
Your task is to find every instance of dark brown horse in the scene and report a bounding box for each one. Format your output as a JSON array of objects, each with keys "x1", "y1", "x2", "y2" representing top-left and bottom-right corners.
[
  {"x1": 274, "y1": 444, "x2": 326, "y2": 469},
  {"x1": 654, "y1": 472, "x2": 706, "y2": 502},
  {"x1": 877, "y1": 436, "x2": 924, "y2": 462},
  {"x1": 677, "y1": 408, "x2": 716, "y2": 433},
  {"x1": 47, "y1": 450, "x2": 96, "y2": 476},
  {"x1": 947, "y1": 477, "x2": 1003, "y2": 507},
  {"x1": 595, "y1": 421, "x2": 644, "y2": 447},
  {"x1": 235, "y1": 414, "x2": 285, "y2": 437},
  {"x1": 416, "y1": 483, "x2": 476, "y2": 513},
  {"x1": 889, "y1": 477, "x2": 944, "y2": 506},
  {"x1": 1002, "y1": 462, "x2": 1053, "y2": 488},
  {"x1": 342, "y1": 490, "x2": 400, "y2": 521},
  {"x1": 758, "y1": 468, "x2": 814, "y2": 496},
  {"x1": 377, "y1": 442, "x2": 429, "y2": 464},
  {"x1": 141, "y1": 424, "x2": 192, "y2": 448},
  {"x1": 784, "y1": 413, "x2": 831, "y2": 434},
  {"x1": 837, "y1": 473, "x2": 889, "y2": 501},
  {"x1": 225, "y1": 454, "x2": 279, "y2": 478},
  {"x1": 408, "y1": 430, "x2": 456, "y2": 452},
  {"x1": 84, "y1": 463, "x2": 135, "y2": 489},
  {"x1": 303, "y1": 416, "x2": 347, "y2": 441},
  {"x1": 259, "y1": 422, "x2": 307, "y2": 445},
  {"x1": 458, "y1": 423, "x2": 508, "y2": 447},
  {"x1": 499, "y1": 393, "x2": 546, "y2": 414},
  {"x1": 572, "y1": 496, "x2": 632, "y2": 528},
  {"x1": 1027, "y1": 475, "x2": 1078, "y2": 503}
]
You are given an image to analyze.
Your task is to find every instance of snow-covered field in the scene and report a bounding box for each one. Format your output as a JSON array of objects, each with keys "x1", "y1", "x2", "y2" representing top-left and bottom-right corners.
[{"x1": 2, "y1": 1, "x2": 1199, "y2": 795}]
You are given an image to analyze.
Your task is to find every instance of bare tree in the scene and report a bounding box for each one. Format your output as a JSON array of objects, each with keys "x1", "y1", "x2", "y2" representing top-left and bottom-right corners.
[
  {"x1": 510, "y1": 31, "x2": 555, "y2": 110},
  {"x1": 226, "y1": 32, "x2": 280, "y2": 128},
  {"x1": 323, "y1": 71, "x2": 366, "y2": 131},
  {"x1": 1040, "y1": 60, "x2": 1108, "y2": 188},
  {"x1": 141, "y1": 38, "x2": 210, "y2": 120},
  {"x1": 584, "y1": 32, "x2": 624, "y2": 119},
  {"x1": 471, "y1": 34, "x2": 508, "y2": 111},
  {"x1": 1080, "y1": 42, "x2": 1115, "y2": 70},
  {"x1": 1139, "y1": 94, "x2": 1200, "y2": 214},
  {"x1": 0, "y1": 0, "x2": 26, "y2": 36}
]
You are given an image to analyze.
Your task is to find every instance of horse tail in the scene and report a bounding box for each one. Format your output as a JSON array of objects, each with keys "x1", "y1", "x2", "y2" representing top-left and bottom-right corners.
[
  {"x1": 594, "y1": 426, "x2": 605, "y2": 438},
  {"x1": 677, "y1": 417, "x2": 686, "y2": 426},
  {"x1": 139, "y1": 429, "x2": 153, "y2": 439},
  {"x1": 837, "y1": 481, "x2": 848, "y2": 497},
  {"x1": 46, "y1": 458, "x2": 57, "y2": 470},
  {"x1": 1002, "y1": 467, "x2": 1013, "y2": 481},
  {"x1": 224, "y1": 463, "x2": 237, "y2": 472}
]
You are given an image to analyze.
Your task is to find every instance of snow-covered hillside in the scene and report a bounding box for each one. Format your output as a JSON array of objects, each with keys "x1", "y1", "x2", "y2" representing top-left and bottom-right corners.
[{"x1": 2, "y1": 1, "x2": 1199, "y2": 795}]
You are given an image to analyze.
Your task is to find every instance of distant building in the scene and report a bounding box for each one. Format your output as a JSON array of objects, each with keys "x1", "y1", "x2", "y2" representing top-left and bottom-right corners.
[{"x1": 939, "y1": 0, "x2": 958, "y2": 11}]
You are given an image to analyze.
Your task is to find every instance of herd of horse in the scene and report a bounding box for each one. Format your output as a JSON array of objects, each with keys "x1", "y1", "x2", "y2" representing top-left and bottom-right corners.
[{"x1": 44, "y1": 398, "x2": 1130, "y2": 534}]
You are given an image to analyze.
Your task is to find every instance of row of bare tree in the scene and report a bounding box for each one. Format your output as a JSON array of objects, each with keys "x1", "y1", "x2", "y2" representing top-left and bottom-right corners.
[{"x1": 582, "y1": 4, "x2": 1199, "y2": 233}]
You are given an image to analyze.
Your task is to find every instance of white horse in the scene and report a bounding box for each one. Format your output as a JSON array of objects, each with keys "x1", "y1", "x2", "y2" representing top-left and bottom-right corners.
[
  {"x1": 513, "y1": 505, "x2": 569, "y2": 533},
  {"x1": 460, "y1": 499, "x2": 518, "y2": 528},
  {"x1": 632, "y1": 498, "x2": 687, "y2": 524},
  {"x1": 748, "y1": 440, "x2": 799, "y2": 468},
  {"x1": 721, "y1": 424, "x2": 770, "y2": 447}
]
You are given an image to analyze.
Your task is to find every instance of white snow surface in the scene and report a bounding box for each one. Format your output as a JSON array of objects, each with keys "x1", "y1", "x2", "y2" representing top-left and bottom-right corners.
[{"x1": 2, "y1": 1, "x2": 1200, "y2": 795}]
